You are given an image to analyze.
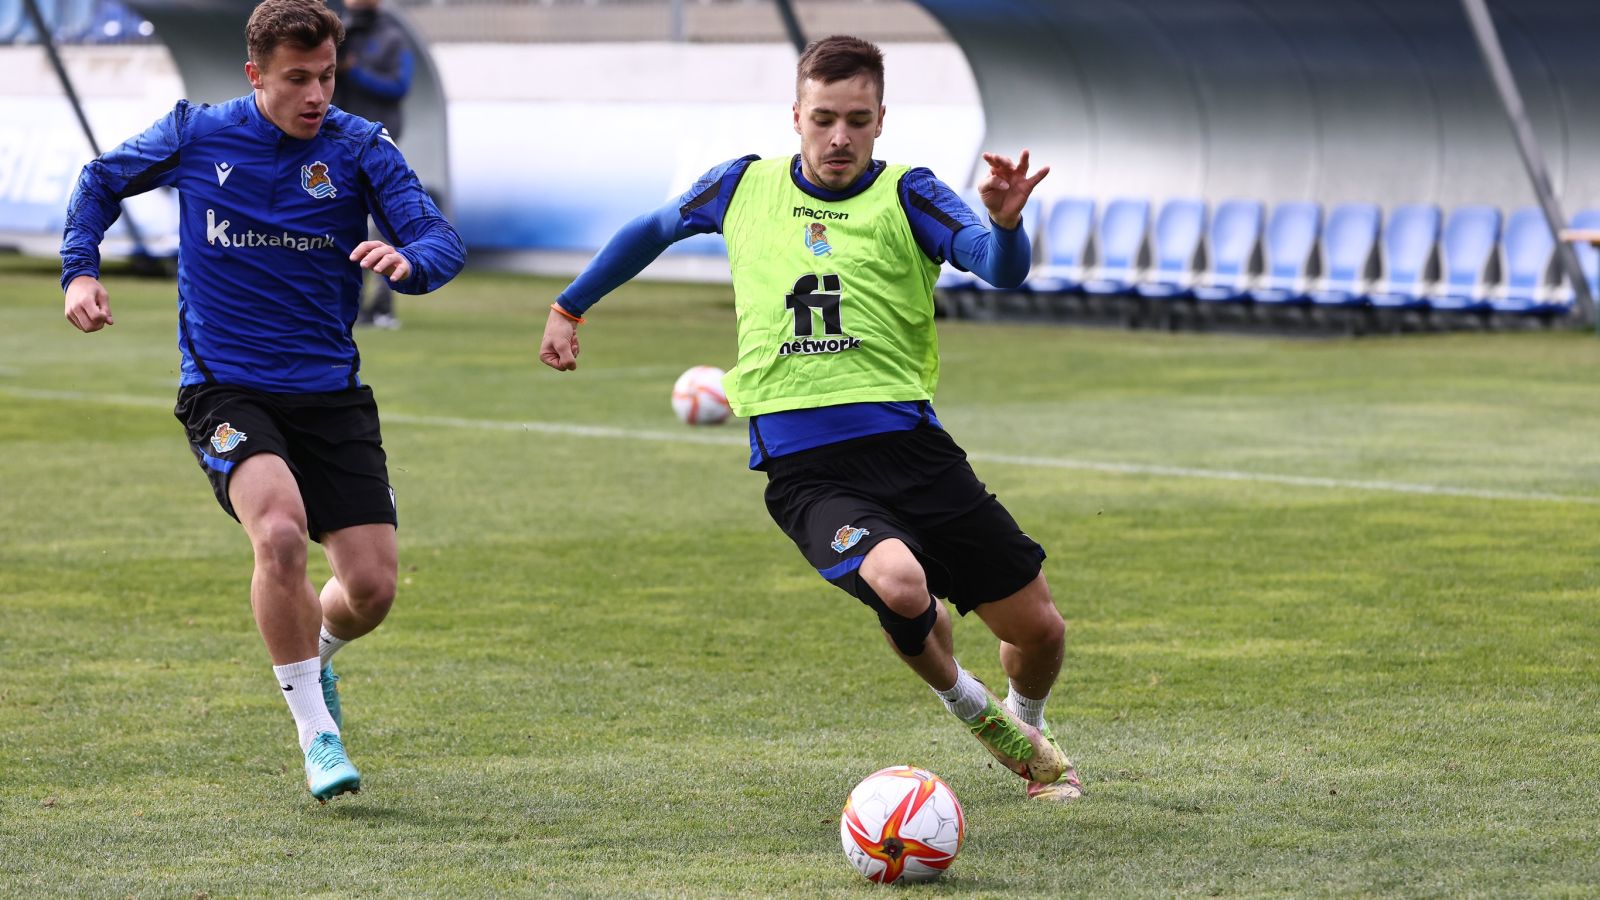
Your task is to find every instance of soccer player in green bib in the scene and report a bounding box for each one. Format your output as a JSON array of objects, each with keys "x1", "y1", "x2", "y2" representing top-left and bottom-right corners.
[{"x1": 539, "y1": 36, "x2": 1080, "y2": 802}]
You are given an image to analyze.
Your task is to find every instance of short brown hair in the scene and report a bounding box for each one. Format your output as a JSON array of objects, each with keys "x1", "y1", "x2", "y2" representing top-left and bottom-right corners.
[
  {"x1": 796, "y1": 35, "x2": 885, "y2": 102},
  {"x1": 246, "y1": 0, "x2": 344, "y2": 66}
]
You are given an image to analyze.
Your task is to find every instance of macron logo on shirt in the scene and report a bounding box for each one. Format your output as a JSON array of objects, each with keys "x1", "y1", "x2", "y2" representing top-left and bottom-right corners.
[{"x1": 215, "y1": 162, "x2": 234, "y2": 186}]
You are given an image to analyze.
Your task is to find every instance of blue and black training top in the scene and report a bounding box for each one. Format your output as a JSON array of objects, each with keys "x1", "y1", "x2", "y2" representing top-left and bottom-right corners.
[{"x1": 61, "y1": 94, "x2": 466, "y2": 393}]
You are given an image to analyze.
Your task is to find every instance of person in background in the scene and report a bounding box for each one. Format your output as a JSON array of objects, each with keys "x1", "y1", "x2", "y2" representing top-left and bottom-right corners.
[{"x1": 336, "y1": 0, "x2": 414, "y2": 329}]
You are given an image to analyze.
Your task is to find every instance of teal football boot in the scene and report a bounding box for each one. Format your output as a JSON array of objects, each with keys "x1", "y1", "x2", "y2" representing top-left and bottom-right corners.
[
  {"x1": 319, "y1": 663, "x2": 342, "y2": 730},
  {"x1": 304, "y1": 731, "x2": 361, "y2": 802}
]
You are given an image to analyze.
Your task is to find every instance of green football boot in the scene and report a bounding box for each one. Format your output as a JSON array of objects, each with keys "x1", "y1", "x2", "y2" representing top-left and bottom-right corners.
[
  {"x1": 1025, "y1": 721, "x2": 1084, "y2": 802},
  {"x1": 304, "y1": 731, "x2": 361, "y2": 803},
  {"x1": 966, "y1": 695, "x2": 1066, "y2": 784}
]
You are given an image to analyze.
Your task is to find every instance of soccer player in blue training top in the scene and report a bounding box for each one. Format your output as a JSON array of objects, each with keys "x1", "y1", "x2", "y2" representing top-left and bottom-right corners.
[
  {"x1": 538, "y1": 35, "x2": 1081, "y2": 802},
  {"x1": 59, "y1": 0, "x2": 466, "y2": 803}
]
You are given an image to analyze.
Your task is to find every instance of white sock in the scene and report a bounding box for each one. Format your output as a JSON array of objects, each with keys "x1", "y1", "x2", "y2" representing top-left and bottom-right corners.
[
  {"x1": 932, "y1": 664, "x2": 991, "y2": 723},
  {"x1": 1005, "y1": 682, "x2": 1049, "y2": 729},
  {"x1": 273, "y1": 657, "x2": 338, "y2": 751},
  {"x1": 318, "y1": 626, "x2": 350, "y2": 668}
]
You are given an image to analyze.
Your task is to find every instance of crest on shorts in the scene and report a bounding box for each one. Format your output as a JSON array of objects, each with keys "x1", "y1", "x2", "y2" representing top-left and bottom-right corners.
[
  {"x1": 831, "y1": 524, "x2": 869, "y2": 553},
  {"x1": 301, "y1": 161, "x2": 337, "y2": 199},
  {"x1": 805, "y1": 222, "x2": 833, "y2": 257},
  {"x1": 210, "y1": 422, "x2": 247, "y2": 453}
]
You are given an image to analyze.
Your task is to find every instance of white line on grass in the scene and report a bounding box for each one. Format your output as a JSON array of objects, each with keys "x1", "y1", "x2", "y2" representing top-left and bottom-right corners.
[{"x1": 4, "y1": 384, "x2": 1595, "y2": 505}]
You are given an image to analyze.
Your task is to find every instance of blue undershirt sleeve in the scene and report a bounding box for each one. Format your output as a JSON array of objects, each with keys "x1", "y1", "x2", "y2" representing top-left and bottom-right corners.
[
  {"x1": 898, "y1": 167, "x2": 1032, "y2": 288},
  {"x1": 555, "y1": 155, "x2": 758, "y2": 316},
  {"x1": 951, "y1": 219, "x2": 1032, "y2": 289},
  {"x1": 554, "y1": 203, "x2": 687, "y2": 315},
  {"x1": 899, "y1": 167, "x2": 979, "y2": 268}
]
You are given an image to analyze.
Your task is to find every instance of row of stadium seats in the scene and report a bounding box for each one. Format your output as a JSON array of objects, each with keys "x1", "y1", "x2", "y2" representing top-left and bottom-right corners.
[
  {"x1": 0, "y1": 0, "x2": 153, "y2": 45},
  {"x1": 941, "y1": 194, "x2": 1600, "y2": 319}
]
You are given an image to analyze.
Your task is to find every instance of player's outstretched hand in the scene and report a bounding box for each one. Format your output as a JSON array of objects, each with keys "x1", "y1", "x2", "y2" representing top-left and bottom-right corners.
[
  {"x1": 64, "y1": 274, "x2": 114, "y2": 332},
  {"x1": 350, "y1": 240, "x2": 412, "y2": 282},
  {"x1": 979, "y1": 149, "x2": 1051, "y2": 231},
  {"x1": 539, "y1": 306, "x2": 581, "y2": 372}
]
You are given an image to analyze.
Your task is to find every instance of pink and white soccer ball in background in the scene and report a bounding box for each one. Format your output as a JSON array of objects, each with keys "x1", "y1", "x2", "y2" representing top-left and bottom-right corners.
[
  {"x1": 671, "y1": 365, "x2": 731, "y2": 425},
  {"x1": 840, "y1": 766, "x2": 965, "y2": 884}
]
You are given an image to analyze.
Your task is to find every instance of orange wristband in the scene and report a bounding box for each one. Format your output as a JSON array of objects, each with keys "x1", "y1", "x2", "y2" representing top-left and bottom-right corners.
[{"x1": 550, "y1": 303, "x2": 585, "y2": 325}]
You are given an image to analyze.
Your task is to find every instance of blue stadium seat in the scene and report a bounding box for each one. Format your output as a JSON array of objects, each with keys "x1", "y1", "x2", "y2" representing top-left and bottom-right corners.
[
  {"x1": 1192, "y1": 200, "x2": 1263, "y2": 303},
  {"x1": 1492, "y1": 206, "x2": 1567, "y2": 316},
  {"x1": 1369, "y1": 204, "x2": 1440, "y2": 310},
  {"x1": 1028, "y1": 197, "x2": 1095, "y2": 294},
  {"x1": 1249, "y1": 202, "x2": 1321, "y2": 304},
  {"x1": 1561, "y1": 208, "x2": 1600, "y2": 302},
  {"x1": 1429, "y1": 205, "x2": 1502, "y2": 313},
  {"x1": 11, "y1": 0, "x2": 96, "y2": 42},
  {"x1": 1136, "y1": 198, "x2": 1206, "y2": 298},
  {"x1": 1081, "y1": 198, "x2": 1150, "y2": 295},
  {"x1": 1310, "y1": 203, "x2": 1380, "y2": 307},
  {"x1": 85, "y1": 0, "x2": 152, "y2": 44}
]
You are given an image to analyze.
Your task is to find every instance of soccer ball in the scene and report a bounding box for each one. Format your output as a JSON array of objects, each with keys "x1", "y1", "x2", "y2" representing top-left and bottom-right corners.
[
  {"x1": 671, "y1": 365, "x2": 731, "y2": 426},
  {"x1": 839, "y1": 766, "x2": 965, "y2": 884}
]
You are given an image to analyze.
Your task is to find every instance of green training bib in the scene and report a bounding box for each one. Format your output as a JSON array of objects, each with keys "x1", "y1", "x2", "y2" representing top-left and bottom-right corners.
[{"x1": 721, "y1": 156, "x2": 942, "y2": 417}]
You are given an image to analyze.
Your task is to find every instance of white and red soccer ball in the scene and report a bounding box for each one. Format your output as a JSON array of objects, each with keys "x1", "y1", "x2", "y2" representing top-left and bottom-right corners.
[
  {"x1": 840, "y1": 766, "x2": 965, "y2": 884},
  {"x1": 671, "y1": 365, "x2": 731, "y2": 426}
]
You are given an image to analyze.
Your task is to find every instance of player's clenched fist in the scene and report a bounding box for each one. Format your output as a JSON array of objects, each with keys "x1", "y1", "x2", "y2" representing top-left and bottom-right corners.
[{"x1": 64, "y1": 274, "x2": 114, "y2": 333}]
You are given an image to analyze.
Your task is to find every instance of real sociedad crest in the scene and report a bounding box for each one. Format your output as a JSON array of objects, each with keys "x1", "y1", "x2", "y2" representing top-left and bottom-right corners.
[
  {"x1": 806, "y1": 222, "x2": 834, "y2": 256},
  {"x1": 211, "y1": 422, "x2": 247, "y2": 453},
  {"x1": 831, "y1": 524, "x2": 869, "y2": 553},
  {"x1": 301, "y1": 161, "x2": 337, "y2": 199}
]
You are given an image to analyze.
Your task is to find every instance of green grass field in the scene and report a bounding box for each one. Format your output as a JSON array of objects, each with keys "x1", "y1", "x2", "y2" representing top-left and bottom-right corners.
[{"x1": 3, "y1": 254, "x2": 1599, "y2": 897}]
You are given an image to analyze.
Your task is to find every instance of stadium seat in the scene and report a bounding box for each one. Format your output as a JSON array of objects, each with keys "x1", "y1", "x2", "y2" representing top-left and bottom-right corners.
[
  {"x1": 1028, "y1": 197, "x2": 1095, "y2": 294},
  {"x1": 1429, "y1": 205, "x2": 1502, "y2": 313},
  {"x1": 1248, "y1": 202, "x2": 1321, "y2": 304},
  {"x1": 1081, "y1": 198, "x2": 1150, "y2": 295},
  {"x1": 1309, "y1": 203, "x2": 1380, "y2": 307},
  {"x1": 1369, "y1": 204, "x2": 1440, "y2": 310},
  {"x1": 1192, "y1": 200, "x2": 1263, "y2": 303},
  {"x1": 1136, "y1": 198, "x2": 1206, "y2": 298},
  {"x1": 1492, "y1": 206, "x2": 1567, "y2": 316},
  {"x1": 85, "y1": 0, "x2": 151, "y2": 43},
  {"x1": 1561, "y1": 208, "x2": 1600, "y2": 302}
]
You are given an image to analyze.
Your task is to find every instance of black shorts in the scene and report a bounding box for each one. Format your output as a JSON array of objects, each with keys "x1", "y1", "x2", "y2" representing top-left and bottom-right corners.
[
  {"x1": 763, "y1": 424, "x2": 1046, "y2": 616},
  {"x1": 174, "y1": 383, "x2": 396, "y2": 541}
]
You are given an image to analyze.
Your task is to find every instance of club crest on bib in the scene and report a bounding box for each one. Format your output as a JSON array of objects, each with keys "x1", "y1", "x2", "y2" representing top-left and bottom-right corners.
[
  {"x1": 301, "y1": 161, "x2": 337, "y2": 199},
  {"x1": 210, "y1": 422, "x2": 248, "y2": 453},
  {"x1": 806, "y1": 222, "x2": 834, "y2": 257},
  {"x1": 831, "y1": 524, "x2": 870, "y2": 553}
]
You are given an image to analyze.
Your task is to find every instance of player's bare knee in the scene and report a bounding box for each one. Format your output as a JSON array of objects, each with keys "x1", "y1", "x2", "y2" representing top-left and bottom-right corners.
[
  {"x1": 861, "y1": 560, "x2": 928, "y2": 618},
  {"x1": 1031, "y1": 605, "x2": 1065, "y2": 651},
  {"x1": 341, "y1": 569, "x2": 396, "y2": 622},
  {"x1": 250, "y1": 516, "x2": 308, "y2": 574}
]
